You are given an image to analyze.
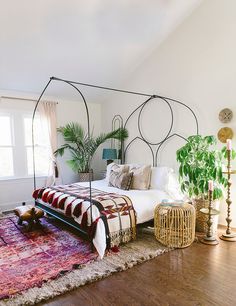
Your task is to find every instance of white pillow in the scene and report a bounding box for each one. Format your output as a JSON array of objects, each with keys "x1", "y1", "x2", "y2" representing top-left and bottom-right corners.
[
  {"x1": 150, "y1": 166, "x2": 174, "y2": 190},
  {"x1": 166, "y1": 172, "x2": 186, "y2": 201}
]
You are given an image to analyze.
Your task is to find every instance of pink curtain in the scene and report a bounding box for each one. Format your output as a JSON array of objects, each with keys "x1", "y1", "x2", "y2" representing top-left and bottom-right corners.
[{"x1": 38, "y1": 101, "x2": 60, "y2": 186}]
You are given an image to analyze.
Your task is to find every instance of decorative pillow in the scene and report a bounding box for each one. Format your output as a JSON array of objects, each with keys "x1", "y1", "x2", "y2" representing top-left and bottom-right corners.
[
  {"x1": 105, "y1": 162, "x2": 115, "y2": 182},
  {"x1": 109, "y1": 170, "x2": 133, "y2": 190},
  {"x1": 129, "y1": 165, "x2": 152, "y2": 190},
  {"x1": 105, "y1": 163, "x2": 129, "y2": 182},
  {"x1": 150, "y1": 166, "x2": 174, "y2": 190}
]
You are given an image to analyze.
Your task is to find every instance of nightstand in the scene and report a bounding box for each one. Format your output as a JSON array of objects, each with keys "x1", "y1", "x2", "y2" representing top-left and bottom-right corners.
[{"x1": 154, "y1": 203, "x2": 195, "y2": 248}]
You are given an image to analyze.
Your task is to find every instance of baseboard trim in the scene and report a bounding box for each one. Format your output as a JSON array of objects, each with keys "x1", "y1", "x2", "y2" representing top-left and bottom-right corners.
[
  {"x1": 0, "y1": 199, "x2": 34, "y2": 212},
  {"x1": 218, "y1": 224, "x2": 236, "y2": 231}
]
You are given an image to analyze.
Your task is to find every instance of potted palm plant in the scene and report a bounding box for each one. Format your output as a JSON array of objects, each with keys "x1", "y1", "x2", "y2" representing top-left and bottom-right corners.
[
  {"x1": 55, "y1": 122, "x2": 128, "y2": 181},
  {"x1": 176, "y1": 135, "x2": 228, "y2": 232}
]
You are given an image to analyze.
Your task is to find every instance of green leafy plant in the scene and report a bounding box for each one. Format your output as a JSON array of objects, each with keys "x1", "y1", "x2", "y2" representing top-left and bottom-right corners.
[
  {"x1": 176, "y1": 135, "x2": 231, "y2": 200},
  {"x1": 55, "y1": 122, "x2": 128, "y2": 173},
  {"x1": 221, "y1": 145, "x2": 236, "y2": 160}
]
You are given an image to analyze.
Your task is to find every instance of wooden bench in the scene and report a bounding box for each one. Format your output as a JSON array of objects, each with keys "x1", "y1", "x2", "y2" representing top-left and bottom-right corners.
[{"x1": 14, "y1": 205, "x2": 44, "y2": 231}]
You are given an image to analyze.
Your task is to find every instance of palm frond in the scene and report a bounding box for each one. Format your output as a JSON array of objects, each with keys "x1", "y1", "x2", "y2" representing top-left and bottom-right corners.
[
  {"x1": 94, "y1": 128, "x2": 128, "y2": 147},
  {"x1": 57, "y1": 123, "x2": 85, "y2": 145},
  {"x1": 54, "y1": 144, "x2": 78, "y2": 156},
  {"x1": 55, "y1": 123, "x2": 128, "y2": 173}
]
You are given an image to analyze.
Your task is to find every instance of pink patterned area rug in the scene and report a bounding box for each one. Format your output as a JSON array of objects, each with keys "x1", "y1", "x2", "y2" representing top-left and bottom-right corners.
[{"x1": 0, "y1": 215, "x2": 97, "y2": 300}]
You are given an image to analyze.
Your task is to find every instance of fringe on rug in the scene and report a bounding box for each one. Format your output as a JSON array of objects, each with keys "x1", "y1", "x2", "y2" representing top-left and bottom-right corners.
[{"x1": 110, "y1": 226, "x2": 136, "y2": 247}]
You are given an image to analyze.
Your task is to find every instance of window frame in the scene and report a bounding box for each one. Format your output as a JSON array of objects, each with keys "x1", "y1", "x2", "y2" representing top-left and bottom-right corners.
[
  {"x1": 0, "y1": 106, "x2": 50, "y2": 180},
  {"x1": 0, "y1": 112, "x2": 15, "y2": 179}
]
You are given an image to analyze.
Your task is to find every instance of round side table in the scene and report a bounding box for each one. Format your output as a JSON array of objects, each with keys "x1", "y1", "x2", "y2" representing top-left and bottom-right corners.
[{"x1": 154, "y1": 203, "x2": 196, "y2": 248}]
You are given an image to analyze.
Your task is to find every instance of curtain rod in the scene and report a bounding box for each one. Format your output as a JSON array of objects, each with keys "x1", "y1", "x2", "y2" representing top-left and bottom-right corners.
[
  {"x1": 1, "y1": 95, "x2": 38, "y2": 102},
  {"x1": 1, "y1": 95, "x2": 58, "y2": 104}
]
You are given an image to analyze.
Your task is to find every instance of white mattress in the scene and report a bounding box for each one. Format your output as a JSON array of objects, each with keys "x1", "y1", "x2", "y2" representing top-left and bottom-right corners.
[{"x1": 77, "y1": 179, "x2": 172, "y2": 224}]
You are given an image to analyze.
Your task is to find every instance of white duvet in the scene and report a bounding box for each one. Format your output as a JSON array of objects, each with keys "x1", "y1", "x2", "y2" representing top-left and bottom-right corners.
[{"x1": 78, "y1": 179, "x2": 172, "y2": 223}]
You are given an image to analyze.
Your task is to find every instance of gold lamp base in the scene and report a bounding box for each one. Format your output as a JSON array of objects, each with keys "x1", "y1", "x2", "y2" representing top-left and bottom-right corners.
[{"x1": 220, "y1": 233, "x2": 236, "y2": 242}]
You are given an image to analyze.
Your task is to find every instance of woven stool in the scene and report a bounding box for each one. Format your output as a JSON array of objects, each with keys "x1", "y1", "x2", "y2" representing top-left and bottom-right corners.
[{"x1": 154, "y1": 203, "x2": 196, "y2": 248}]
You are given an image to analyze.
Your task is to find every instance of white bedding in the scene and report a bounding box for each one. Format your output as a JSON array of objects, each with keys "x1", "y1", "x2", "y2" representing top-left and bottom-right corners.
[
  {"x1": 38, "y1": 179, "x2": 177, "y2": 258},
  {"x1": 77, "y1": 179, "x2": 172, "y2": 224},
  {"x1": 75, "y1": 179, "x2": 174, "y2": 258}
]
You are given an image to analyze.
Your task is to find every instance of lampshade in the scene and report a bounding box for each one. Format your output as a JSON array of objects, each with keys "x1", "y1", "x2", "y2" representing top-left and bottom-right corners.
[{"x1": 102, "y1": 148, "x2": 117, "y2": 160}]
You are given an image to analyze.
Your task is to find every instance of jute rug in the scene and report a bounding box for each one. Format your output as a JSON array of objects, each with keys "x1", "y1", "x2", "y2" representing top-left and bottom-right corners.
[{"x1": 0, "y1": 214, "x2": 172, "y2": 306}]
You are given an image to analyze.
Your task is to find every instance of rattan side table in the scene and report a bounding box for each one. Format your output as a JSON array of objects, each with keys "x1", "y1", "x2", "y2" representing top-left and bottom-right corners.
[{"x1": 154, "y1": 203, "x2": 196, "y2": 248}]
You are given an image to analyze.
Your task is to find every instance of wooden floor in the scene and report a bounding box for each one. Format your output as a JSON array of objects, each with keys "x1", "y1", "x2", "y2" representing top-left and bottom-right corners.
[{"x1": 39, "y1": 229, "x2": 236, "y2": 306}]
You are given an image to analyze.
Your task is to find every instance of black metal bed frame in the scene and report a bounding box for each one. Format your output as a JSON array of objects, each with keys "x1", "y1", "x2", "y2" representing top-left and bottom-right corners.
[
  {"x1": 36, "y1": 201, "x2": 88, "y2": 237},
  {"x1": 32, "y1": 76, "x2": 199, "y2": 244},
  {"x1": 120, "y1": 95, "x2": 199, "y2": 165}
]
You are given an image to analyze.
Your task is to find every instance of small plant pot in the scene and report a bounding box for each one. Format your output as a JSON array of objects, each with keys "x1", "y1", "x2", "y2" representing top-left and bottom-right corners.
[
  {"x1": 78, "y1": 171, "x2": 93, "y2": 182},
  {"x1": 193, "y1": 198, "x2": 219, "y2": 234}
]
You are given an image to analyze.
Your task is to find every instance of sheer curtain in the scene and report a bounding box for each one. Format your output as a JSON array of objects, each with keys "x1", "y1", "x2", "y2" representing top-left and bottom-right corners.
[{"x1": 38, "y1": 101, "x2": 60, "y2": 186}]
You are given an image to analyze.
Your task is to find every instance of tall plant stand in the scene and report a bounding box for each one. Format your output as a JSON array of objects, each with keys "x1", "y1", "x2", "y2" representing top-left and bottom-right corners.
[
  {"x1": 200, "y1": 190, "x2": 220, "y2": 245},
  {"x1": 220, "y1": 149, "x2": 236, "y2": 242}
]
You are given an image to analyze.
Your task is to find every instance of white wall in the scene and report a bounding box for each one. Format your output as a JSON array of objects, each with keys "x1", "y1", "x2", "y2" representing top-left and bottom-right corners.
[
  {"x1": 56, "y1": 97, "x2": 103, "y2": 184},
  {"x1": 0, "y1": 90, "x2": 103, "y2": 212},
  {"x1": 102, "y1": 0, "x2": 236, "y2": 226}
]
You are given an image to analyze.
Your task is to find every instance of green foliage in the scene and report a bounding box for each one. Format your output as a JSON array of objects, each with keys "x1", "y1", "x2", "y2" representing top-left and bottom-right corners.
[
  {"x1": 176, "y1": 135, "x2": 235, "y2": 200},
  {"x1": 54, "y1": 122, "x2": 128, "y2": 173}
]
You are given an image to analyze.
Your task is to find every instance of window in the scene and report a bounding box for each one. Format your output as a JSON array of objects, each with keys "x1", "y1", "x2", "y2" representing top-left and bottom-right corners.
[
  {"x1": 24, "y1": 117, "x2": 51, "y2": 176},
  {"x1": 0, "y1": 115, "x2": 14, "y2": 177},
  {"x1": 0, "y1": 99, "x2": 51, "y2": 179}
]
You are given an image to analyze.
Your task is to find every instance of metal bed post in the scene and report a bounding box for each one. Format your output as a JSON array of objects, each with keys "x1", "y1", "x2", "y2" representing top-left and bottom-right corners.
[{"x1": 32, "y1": 76, "x2": 93, "y2": 247}]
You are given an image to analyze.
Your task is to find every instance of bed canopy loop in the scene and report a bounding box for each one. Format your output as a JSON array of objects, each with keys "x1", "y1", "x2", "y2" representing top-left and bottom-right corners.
[
  {"x1": 111, "y1": 115, "x2": 123, "y2": 149},
  {"x1": 137, "y1": 96, "x2": 174, "y2": 147},
  {"x1": 120, "y1": 95, "x2": 198, "y2": 166},
  {"x1": 123, "y1": 136, "x2": 155, "y2": 166}
]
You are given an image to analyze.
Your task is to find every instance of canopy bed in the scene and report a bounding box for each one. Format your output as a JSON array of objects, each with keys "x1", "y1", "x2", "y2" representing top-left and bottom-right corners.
[{"x1": 32, "y1": 77, "x2": 199, "y2": 258}]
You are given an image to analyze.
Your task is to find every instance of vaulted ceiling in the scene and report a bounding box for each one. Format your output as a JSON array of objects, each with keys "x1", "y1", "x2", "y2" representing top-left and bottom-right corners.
[{"x1": 0, "y1": 0, "x2": 201, "y2": 102}]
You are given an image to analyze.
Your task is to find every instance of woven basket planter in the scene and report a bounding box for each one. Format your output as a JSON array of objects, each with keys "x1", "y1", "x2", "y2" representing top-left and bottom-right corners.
[
  {"x1": 154, "y1": 203, "x2": 196, "y2": 248},
  {"x1": 193, "y1": 198, "x2": 219, "y2": 233},
  {"x1": 78, "y1": 171, "x2": 93, "y2": 182}
]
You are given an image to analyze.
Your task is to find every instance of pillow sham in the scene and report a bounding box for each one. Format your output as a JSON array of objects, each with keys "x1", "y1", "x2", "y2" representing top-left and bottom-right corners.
[
  {"x1": 150, "y1": 166, "x2": 174, "y2": 190},
  {"x1": 105, "y1": 163, "x2": 129, "y2": 182},
  {"x1": 109, "y1": 169, "x2": 133, "y2": 190},
  {"x1": 105, "y1": 162, "x2": 115, "y2": 182},
  {"x1": 130, "y1": 164, "x2": 151, "y2": 190}
]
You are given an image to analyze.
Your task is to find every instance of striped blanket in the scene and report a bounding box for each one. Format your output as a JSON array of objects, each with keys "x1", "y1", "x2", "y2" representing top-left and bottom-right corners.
[{"x1": 33, "y1": 184, "x2": 136, "y2": 251}]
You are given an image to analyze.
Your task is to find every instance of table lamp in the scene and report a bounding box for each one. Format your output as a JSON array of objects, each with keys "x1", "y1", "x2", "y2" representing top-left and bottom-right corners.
[{"x1": 102, "y1": 148, "x2": 117, "y2": 165}]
